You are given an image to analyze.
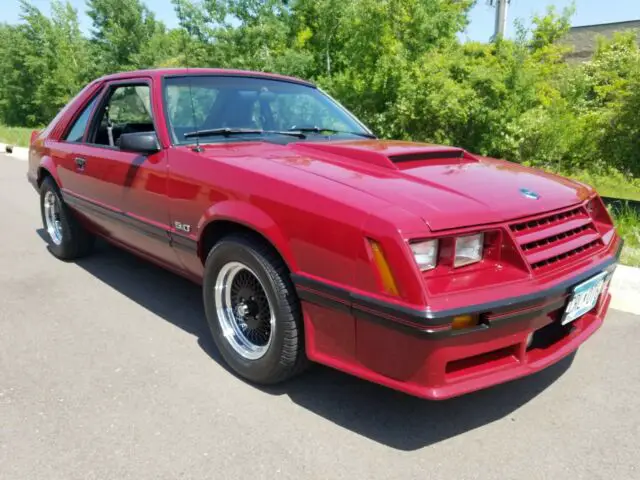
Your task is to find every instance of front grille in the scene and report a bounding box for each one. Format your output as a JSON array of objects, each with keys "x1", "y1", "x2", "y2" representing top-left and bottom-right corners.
[{"x1": 509, "y1": 205, "x2": 604, "y2": 272}]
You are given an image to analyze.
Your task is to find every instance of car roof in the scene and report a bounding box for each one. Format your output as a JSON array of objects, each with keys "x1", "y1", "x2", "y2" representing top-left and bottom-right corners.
[{"x1": 96, "y1": 68, "x2": 315, "y2": 87}]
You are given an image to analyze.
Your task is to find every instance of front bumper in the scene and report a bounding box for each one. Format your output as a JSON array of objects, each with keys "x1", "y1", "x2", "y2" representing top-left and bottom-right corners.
[
  {"x1": 295, "y1": 244, "x2": 620, "y2": 400},
  {"x1": 356, "y1": 289, "x2": 611, "y2": 399}
]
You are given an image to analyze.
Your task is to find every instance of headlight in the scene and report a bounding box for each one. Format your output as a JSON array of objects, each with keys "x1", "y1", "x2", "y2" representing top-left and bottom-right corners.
[
  {"x1": 411, "y1": 240, "x2": 438, "y2": 271},
  {"x1": 454, "y1": 233, "x2": 484, "y2": 267}
]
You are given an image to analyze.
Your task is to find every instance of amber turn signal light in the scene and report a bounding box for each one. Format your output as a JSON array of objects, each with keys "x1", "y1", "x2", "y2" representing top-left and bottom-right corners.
[
  {"x1": 451, "y1": 314, "x2": 480, "y2": 330},
  {"x1": 368, "y1": 239, "x2": 400, "y2": 296}
]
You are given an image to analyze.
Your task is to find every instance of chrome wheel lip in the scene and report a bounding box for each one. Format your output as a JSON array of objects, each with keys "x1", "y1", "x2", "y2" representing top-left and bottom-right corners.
[
  {"x1": 214, "y1": 261, "x2": 275, "y2": 360},
  {"x1": 44, "y1": 190, "x2": 63, "y2": 246}
]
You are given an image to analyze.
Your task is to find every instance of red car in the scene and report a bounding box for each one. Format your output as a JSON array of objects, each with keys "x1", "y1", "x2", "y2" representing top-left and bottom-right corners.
[{"x1": 27, "y1": 68, "x2": 621, "y2": 399}]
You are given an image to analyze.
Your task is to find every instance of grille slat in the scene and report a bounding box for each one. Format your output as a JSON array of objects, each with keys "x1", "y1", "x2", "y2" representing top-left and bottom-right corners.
[
  {"x1": 525, "y1": 231, "x2": 601, "y2": 265},
  {"x1": 516, "y1": 217, "x2": 593, "y2": 246},
  {"x1": 509, "y1": 206, "x2": 604, "y2": 272}
]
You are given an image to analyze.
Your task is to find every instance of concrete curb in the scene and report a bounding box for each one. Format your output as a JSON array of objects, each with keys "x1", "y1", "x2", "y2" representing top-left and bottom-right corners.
[
  {"x1": 610, "y1": 265, "x2": 640, "y2": 315},
  {"x1": 0, "y1": 142, "x2": 29, "y2": 161}
]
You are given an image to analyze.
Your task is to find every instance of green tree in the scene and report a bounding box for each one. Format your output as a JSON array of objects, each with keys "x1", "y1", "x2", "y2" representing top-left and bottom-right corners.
[
  {"x1": 87, "y1": 0, "x2": 167, "y2": 73},
  {"x1": 0, "y1": 23, "x2": 34, "y2": 125},
  {"x1": 318, "y1": 0, "x2": 474, "y2": 135},
  {"x1": 0, "y1": 0, "x2": 639, "y2": 179},
  {"x1": 0, "y1": 1, "x2": 90, "y2": 126}
]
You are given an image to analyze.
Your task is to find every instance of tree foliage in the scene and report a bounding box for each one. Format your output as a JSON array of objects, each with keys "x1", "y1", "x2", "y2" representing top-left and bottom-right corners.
[
  {"x1": 0, "y1": 0, "x2": 639, "y2": 175},
  {"x1": 0, "y1": 1, "x2": 89, "y2": 126}
]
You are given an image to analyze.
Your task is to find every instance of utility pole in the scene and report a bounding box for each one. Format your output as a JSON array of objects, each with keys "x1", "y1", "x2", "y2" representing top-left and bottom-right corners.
[{"x1": 489, "y1": 0, "x2": 510, "y2": 41}]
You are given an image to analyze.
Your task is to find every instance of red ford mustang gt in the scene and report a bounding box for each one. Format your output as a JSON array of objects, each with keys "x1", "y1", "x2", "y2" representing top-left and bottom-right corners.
[{"x1": 27, "y1": 68, "x2": 621, "y2": 399}]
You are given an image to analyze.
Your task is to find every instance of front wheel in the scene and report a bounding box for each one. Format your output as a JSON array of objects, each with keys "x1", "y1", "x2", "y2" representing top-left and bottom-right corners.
[{"x1": 203, "y1": 234, "x2": 307, "y2": 384}]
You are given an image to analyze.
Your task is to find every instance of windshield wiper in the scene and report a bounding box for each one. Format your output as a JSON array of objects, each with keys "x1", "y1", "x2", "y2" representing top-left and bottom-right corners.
[
  {"x1": 183, "y1": 128, "x2": 306, "y2": 139},
  {"x1": 289, "y1": 127, "x2": 377, "y2": 139}
]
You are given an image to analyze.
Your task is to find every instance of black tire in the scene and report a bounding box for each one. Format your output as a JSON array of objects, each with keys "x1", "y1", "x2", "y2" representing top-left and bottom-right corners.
[
  {"x1": 203, "y1": 234, "x2": 308, "y2": 384},
  {"x1": 40, "y1": 177, "x2": 95, "y2": 260}
]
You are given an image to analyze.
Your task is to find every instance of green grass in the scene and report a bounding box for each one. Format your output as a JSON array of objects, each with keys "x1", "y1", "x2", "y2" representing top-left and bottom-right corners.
[
  {"x1": 0, "y1": 125, "x2": 34, "y2": 147},
  {"x1": 563, "y1": 168, "x2": 640, "y2": 201},
  {"x1": 610, "y1": 206, "x2": 640, "y2": 267},
  {"x1": 539, "y1": 167, "x2": 640, "y2": 266}
]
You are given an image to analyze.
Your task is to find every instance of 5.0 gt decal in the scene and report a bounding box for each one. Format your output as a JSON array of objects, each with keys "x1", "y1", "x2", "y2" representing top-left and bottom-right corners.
[{"x1": 174, "y1": 221, "x2": 191, "y2": 233}]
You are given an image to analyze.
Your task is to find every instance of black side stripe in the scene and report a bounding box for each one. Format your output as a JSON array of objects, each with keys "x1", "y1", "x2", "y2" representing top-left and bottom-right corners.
[
  {"x1": 172, "y1": 232, "x2": 198, "y2": 253},
  {"x1": 63, "y1": 191, "x2": 113, "y2": 220},
  {"x1": 295, "y1": 285, "x2": 352, "y2": 316},
  {"x1": 119, "y1": 214, "x2": 168, "y2": 243},
  {"x1": 61, "y1": 190, "x2": 197, "y2": 253},
  {"x1": 292, "y1": 274, "x2": 451, "y2": 330}
]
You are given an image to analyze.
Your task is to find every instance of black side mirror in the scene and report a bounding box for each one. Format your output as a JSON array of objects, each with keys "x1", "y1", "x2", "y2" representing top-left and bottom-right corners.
[{"x1": 119, "y1": 132, "x2": 160, "y2": 155}]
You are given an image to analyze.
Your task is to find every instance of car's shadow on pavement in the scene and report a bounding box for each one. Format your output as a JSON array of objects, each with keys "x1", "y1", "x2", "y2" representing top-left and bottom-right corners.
[{"x1": 55, "y1": 234, "x2": 575, "y2": 452}]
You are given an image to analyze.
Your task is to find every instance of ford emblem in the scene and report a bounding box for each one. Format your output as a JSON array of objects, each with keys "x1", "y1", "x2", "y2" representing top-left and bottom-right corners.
[{"x1": 519, "y1": 188, "x2": 540, "y2": 200}]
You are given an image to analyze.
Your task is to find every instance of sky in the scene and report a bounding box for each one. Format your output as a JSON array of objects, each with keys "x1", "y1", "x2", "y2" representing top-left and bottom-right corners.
[{"x1": 2, "y1": 0, "x2": 639, "y2": 42}]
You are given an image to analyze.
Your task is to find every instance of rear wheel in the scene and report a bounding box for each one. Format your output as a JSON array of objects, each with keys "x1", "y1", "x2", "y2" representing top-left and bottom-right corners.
[
  {"x1": 39, "y1": 177, "x2": 95, "y2": 260},
  {"x1": 203, "y1": 234, "x2": 307, "y2": 384}
]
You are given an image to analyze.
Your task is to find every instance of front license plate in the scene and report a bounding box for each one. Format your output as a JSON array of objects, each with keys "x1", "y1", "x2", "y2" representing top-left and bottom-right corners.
[{"x1": 562, "y1": 272, "x2": 608, "y2": 325}]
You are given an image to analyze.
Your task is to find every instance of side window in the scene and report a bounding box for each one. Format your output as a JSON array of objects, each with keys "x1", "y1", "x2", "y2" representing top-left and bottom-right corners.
[
  {"x1": 92, "y1": 84, "x2": 154, "y2": 147},
  {"x1": 63, "y1": 95, "x2": 100, "y2": 143}
]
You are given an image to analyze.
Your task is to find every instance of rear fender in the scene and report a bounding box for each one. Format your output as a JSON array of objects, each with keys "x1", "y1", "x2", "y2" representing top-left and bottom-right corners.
[{"x1": 36, "y1": 155, "x2": 62, "y2": 189}]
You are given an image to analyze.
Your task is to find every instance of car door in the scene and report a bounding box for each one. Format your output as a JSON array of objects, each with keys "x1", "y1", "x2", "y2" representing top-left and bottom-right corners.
[
  {"x1": 53, "y1": 79, "x2": 179, "y2": 270},
  {"x1": 77, "y1": 80, "x2": 182, "y2": 268},
  {"x1": 53, "y1": 88, "x2": 107, "y2": 210}
]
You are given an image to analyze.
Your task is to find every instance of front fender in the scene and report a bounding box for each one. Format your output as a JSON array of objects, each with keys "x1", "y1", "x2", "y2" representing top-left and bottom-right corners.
[{"x1": 197, "y1": 200, "x2": 298, "y2": 271}]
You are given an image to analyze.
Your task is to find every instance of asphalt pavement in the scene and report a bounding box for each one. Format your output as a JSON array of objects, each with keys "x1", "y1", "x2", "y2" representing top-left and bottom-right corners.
[{"x1": 1, "y1": 153, "x2": 639, "y2": 480}]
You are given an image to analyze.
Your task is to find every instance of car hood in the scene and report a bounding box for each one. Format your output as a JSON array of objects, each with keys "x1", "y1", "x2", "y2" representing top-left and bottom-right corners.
[{"x1": 204, "y1": 139, "x2": 594, "y2": 231}]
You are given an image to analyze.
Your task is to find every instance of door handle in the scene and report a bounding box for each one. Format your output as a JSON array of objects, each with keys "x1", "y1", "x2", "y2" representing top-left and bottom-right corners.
[{"x1": 74, "y1": 157, "x2": 86, "y2": 171}]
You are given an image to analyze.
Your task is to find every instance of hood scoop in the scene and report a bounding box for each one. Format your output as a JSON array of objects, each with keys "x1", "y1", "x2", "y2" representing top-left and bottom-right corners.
[
  {"x1": 390, "y1": 148, "x2": 465, "y2": 163},
  {"x1": 291, "y1": 141, "x2": 478, "y2": 170}
]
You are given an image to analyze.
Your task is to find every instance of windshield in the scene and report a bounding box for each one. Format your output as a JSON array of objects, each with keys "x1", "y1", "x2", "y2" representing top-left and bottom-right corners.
[{"x1": 163, "y1": 75, "x2": 370, "y2": 144}]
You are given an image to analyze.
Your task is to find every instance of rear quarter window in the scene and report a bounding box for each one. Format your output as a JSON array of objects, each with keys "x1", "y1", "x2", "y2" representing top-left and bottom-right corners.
[{"x1": 63, "y1": 95, "x2": 100, "y2": 143}]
